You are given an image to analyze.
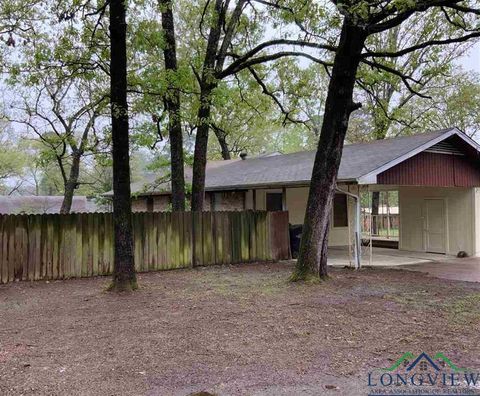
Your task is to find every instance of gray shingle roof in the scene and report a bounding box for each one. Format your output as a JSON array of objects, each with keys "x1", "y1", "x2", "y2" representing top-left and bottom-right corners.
[
  {"x1": 204, "y1": 128, "x2": 455, "y2": 190},
  {"x1": 121, "y1": 128, "x2": 472, "y2": 195}
]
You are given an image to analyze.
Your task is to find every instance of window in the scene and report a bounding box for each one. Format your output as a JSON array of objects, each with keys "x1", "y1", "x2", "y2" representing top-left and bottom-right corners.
[
  {"x1": 212, "y1": 193, "x2": 222, "y2": 211},
  {"x1": 266, "y1": 193, "x2": 283, "y2": 211},
  {"x1": 333, "y1": 194, "x2": 348, "y2": 227},
  {"x1": 146, "y1": 197, "x2": 154, "y2": 212}
]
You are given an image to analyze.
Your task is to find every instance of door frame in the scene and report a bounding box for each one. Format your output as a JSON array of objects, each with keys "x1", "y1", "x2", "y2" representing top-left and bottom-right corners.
[{"x1": 423, "y1": 198, "x2": 448, "y2": 254}]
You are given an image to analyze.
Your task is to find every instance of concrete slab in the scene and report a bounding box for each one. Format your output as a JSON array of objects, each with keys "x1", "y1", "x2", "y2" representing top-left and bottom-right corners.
[
  {"x1": 398, "y1": 257, "x2": 480, "y2": 283},
  {"x1": 328, "y1": 246, "x2": 451, "y2": 267},
  {"x1": 327, "y1": 246, "x2": 480, "y2": 283}
]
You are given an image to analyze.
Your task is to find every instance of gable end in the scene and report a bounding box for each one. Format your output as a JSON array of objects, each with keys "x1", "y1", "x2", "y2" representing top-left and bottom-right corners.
[{"x1": 377, "y1": 151, "x2": 480, "y2": 187}]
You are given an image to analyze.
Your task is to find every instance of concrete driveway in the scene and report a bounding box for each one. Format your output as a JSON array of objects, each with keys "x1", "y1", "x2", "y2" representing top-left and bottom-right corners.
[
  {"x1": 328, "y1": 246, "x2": 480, "y2": 283},
  {"x1": 328, "y1": 246, "x2": 451, "y2": 267},
  {"x1": 398, "y1": 257, "x2": 480, "y2": 283}
]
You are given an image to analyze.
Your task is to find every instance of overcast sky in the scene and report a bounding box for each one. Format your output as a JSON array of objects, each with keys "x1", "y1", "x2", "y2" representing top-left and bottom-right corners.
[{"x1": 460, "y1": 43, "x2": 480, "y2": 73}]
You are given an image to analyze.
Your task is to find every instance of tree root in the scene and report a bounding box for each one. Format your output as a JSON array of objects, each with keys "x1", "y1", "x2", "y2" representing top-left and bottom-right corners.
[
  {"x1": 289, "y1": 270, "x2": 329, "y2": 284},
  {"x1": 106, "y1": 279, "x2": 138, "y2": 292}
]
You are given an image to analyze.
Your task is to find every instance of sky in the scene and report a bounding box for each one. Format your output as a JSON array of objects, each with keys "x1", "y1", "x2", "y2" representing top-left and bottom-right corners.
[{"x1": 460, "y1": 43, "x2": 480, "y2": 73}]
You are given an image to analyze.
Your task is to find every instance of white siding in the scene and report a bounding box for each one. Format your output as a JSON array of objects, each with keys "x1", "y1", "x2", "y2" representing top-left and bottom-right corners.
[
  {"x1": 399, "y1": 186, "x2": 475, "y2": 256},
  {"x1": 285, "y1": 187, "x2": 308, "y2": 224},
  {"x1": 251, "y1": 186, "x2": 351, "y2": 247},
  {"x1": 474, "y1": 188, "x2": 480, "y2": 256}
]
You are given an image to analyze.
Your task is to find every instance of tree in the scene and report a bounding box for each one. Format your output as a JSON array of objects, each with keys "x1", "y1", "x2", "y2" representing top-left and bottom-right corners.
[
  {"x1": 189, "y1": 0, "x2": 241, "y2": 210},
  {"x1": 207, "y1": 73, "x2": 283, "y2": 159},
  {"x1": 9, "y1": 78, "x2": 107, "y2": 212},
  {"x1": 357, "y1": 10, "x2": 473, "y2": 141},
  {"x1": 127, "y1": 0, "x2": 336, "y2": 210},
  {"x1": 183, "y1": 0, "x2": 334, "y2": 210},
  {"x1": 292, "y1": 0, "x2": 480, "y2": 281},
  {"x1": 2, "y1": 0, "x2": 116, "y2": 205},
  {"x1": 207, "y1": 60, "x2": 328, "y2": 159},
  {"x1": 397, "y1": 69, "x2": 480, "y2": 138},
  {"x1": 109, "y1": 0, "x2": 137, "y2": 291},
  {"x1": 0, "y1": 120, "x2": 26, "y2": 194},
  {"x1": 0, "y1": 0, "x2": 40, "y2": 58},
  {"x1": 159, "y1": 0, "x2": 186, "y2": 211}
]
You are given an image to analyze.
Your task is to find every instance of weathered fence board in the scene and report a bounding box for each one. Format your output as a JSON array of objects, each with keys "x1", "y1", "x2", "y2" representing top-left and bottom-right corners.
[{"x1": 0, "y1": 211, "x2": 290, "y2": 284}]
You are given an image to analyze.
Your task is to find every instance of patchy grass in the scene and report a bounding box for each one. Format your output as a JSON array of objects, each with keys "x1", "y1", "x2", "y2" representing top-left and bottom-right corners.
[
  {"x1": 383, "y1": 289, "x2": 443, "y2": 310},
  {"x1": 191, "y1": 265, "x2": 289, "y2": 297},
  {"x1": 0, "y1": 262, "x2": 479, "y2": 395},
  {"x1": 445, "y1": 292, "x2": 480, "y2": 324},
  {"x1": 383, "y1": 287, "x2": 480, "y2": 325}
]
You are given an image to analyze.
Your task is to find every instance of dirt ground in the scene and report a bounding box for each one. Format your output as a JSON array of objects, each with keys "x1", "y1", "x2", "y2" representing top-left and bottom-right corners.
[{"x1": 1, "y1": 261, "x2": 480, "y2": 396}]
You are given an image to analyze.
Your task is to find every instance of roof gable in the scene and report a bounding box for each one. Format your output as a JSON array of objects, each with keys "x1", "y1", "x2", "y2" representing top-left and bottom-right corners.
[{"x1": 356, "y1": 128, "x2": 480, "y2": 184}]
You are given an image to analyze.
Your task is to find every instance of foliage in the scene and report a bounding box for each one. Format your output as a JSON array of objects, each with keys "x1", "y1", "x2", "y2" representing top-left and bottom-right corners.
[
  {"x1": 1, "y1": 0, "x2": 479, "y2": 202},
  {"x1": 398, "y1": 69, "x2": 480, "y2": 138},
  {"x1": 0, "y1": 120, "x2": 26, "y2": 194}
]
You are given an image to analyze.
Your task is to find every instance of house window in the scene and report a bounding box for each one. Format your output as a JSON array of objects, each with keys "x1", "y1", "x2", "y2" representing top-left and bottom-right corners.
[
  {"x1": 333, "y1": 194, "x2": 348, "y2": 227},
  {"x1": 212, "y1": 192, "x2": 223, "y2": 211},
  {"x1": 146, "y1": 197, "x2": 154, "y2": 212},
  {"x1": 266, "y1": 193, "x2": 283, "y2": 211}
]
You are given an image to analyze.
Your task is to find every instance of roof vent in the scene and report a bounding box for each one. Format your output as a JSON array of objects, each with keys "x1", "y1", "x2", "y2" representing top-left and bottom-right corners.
[
  {"x1": 240, "y1": 152, "x2": 247, "y2": 160},
  {"x1": 425, "y1": 141, "x2": 464, "y2": 156}
]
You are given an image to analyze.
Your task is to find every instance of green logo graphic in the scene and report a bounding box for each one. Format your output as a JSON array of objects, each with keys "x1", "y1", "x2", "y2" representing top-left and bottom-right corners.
[{"x1": 382, "y1": 352, "x2": 469, "y2": 373}]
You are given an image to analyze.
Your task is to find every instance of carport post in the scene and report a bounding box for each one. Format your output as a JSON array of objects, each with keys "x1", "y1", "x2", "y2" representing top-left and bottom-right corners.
[{"x1": 336, "y1": 187, "x2": 361, "y2": 269}]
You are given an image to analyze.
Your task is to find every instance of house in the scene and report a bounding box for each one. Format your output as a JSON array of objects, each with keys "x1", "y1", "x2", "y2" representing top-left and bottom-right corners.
[
  {"x1": 118, "y1": 128, "x2": 480, "y2": 257},
  {"x1": 0, "y1": 196, "x2": 99, "y2": 214}
]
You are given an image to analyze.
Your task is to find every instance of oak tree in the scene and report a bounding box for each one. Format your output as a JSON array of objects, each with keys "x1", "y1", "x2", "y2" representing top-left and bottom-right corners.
[{"x1": 292, "y1": 0, "x2": 480, "y2": 280}]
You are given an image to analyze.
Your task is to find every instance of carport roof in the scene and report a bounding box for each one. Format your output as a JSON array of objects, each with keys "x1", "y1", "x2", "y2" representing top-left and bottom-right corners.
[{"x1": 110, "y1": 127, "x2": 480, "y2": 196}]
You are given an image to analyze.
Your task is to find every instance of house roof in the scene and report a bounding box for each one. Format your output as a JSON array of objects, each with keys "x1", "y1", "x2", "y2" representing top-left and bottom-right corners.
[
  {"x1": 116, "y1": 127, "x2": 480, "y2": 196},
  {"x1": 204, "y1": 127, "x2": 480, "y2": 190}
]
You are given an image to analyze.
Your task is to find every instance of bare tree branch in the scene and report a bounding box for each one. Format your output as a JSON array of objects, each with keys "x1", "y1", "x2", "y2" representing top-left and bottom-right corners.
[{"x1": 363, "y1": 31, "x2": 480, "y2": 58}]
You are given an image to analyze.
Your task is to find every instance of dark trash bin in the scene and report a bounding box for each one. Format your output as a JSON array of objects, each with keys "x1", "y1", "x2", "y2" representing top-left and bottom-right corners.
[{"x1": 289, "y1": 224, "x2": 303, "y2": 259}]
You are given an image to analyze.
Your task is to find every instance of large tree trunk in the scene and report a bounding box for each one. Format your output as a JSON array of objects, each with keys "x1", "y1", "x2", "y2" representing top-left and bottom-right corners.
[
  {"x1": 292, "y1": 20, "x2": 367, "y2": 281},
  {"x1": 191, "y1": 87, "x2": 214, "y2": 211},
  {"x1": 109, "y1": 0, "x2": 137, "y2": 291},
  {"x1": 60, "y1": 152, "x2": 81, "y2": 214},
  {"x1": 160, "y1": 0, "x2": 185, "y2": 211},
  {"x1": 190, "y1": 0, "x2": 223, "y2": 212}
]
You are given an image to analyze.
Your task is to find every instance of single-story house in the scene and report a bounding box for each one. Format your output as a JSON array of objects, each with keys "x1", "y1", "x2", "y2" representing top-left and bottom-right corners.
[{"x1": 117, "y1": 128, "x2": 480, "y2": 257}]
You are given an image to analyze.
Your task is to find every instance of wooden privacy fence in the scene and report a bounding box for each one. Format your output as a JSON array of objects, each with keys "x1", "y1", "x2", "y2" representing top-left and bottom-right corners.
[{"x1": 0, "y1": 211, "x2": 290, "y2": 284}]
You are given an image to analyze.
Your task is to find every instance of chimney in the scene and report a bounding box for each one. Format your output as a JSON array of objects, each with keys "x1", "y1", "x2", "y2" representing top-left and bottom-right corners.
[{"x1": 240, "y1": 152, "x2": 247, "y2": 160}]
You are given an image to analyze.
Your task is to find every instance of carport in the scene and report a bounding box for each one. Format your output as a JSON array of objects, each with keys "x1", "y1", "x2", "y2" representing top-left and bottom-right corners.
[
  {"x1": 345, "y1": 128, "x2": 480, "y2": 264},
  {"x1": 279, "y1": 128, "x2": 480, "y2": 265}
]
